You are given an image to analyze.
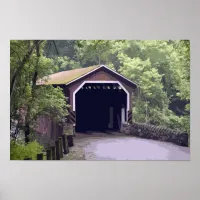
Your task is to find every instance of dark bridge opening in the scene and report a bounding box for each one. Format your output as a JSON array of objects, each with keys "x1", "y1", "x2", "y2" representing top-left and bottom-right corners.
[{"x1": 75, "y1": 83, "x2": 127, "y2": 132}]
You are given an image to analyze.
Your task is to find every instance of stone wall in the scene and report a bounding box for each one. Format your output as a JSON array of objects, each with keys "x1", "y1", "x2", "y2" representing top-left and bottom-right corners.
[{"x1": 121, "y1": 122, "x2": 188, "y2": 147}]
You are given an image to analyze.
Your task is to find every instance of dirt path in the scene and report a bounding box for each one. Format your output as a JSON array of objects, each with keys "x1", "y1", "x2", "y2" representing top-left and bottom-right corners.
[{"x1": 64, "y1": 133, "x2": 190, "y2": 160}]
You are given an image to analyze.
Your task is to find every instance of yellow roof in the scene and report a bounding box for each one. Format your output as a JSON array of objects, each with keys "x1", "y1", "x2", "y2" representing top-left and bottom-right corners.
[{"x1": 37, "y1": 65, "x2": 99, "y2": 85}]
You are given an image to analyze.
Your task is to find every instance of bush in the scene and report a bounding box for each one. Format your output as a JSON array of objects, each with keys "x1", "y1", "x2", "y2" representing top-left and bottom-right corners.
[{"x1": 10, "y1": 139, "x2": 44, "y2": 160}]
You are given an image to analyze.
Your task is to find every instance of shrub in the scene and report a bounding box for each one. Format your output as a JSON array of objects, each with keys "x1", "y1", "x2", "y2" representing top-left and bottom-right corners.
[{"x1": 10, "y1": 139, "x2": 44, "y2": 160}]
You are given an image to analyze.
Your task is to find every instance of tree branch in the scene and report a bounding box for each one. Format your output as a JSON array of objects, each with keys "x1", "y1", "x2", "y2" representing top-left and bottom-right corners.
[
  {"x1": 52, "y1": 40, "x2": 59, "y2": 56},
  {"x1": 10, "y1": 40, "x2": 43, "y2": 100}
]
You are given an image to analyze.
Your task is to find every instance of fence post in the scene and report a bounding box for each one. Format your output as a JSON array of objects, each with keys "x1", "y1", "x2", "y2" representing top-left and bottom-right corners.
[
  {"x1": 51, "y1": 146, "x2": 56, "y2": 160},
  {"x1": 62, "y1": 134, "x2": 69, "y2": 155},
  {"x1": 73, "y1": 124, "x2": 76, "y2": 137},
  {"x1": 59, "y1": 137, "x2": 63, "y2": 158},
  {"x1": 37, "y1": 153, "x2": 43, "y2": 160},
  {"x1": 55, "y1": 140, "x2": 60, "y2": 160},
  {"x1": 67, "y1": 135, "x2": 74, "y2": 147},
  {"x1": 46, "y1": 149, "x2": 52, "y2": 160}
]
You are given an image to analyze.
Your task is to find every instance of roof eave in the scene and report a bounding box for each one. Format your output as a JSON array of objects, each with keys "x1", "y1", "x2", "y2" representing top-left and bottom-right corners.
[
  {"x1": 65, "y1": 65, "x2": 137, "y2": 88},
  {"x1": 65, "y1": 65, "x2": 102, "y2": 86}
]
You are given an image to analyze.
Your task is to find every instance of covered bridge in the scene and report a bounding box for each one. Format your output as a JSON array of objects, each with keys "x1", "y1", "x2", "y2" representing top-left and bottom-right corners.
[{"x1": 38, "y1": 65, "x2": 137, "y2": 133}]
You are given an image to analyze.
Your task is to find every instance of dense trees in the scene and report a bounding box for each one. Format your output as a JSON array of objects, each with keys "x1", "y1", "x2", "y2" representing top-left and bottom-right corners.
[
  {"x1": 116, "y1": 40, "x2": 190, "y2": 132},
  {"x1": 43, "y1": 40, "x2": 190, "y2": 133},
  {"x1": 11, "y1": 39, "x2": 190, "y2": 137},
  {"x1": 11, "y1": 40, "x2": 189, "y2": 160},
  {"x1": 10, "y1": 40, "x2": 68, "y2": 142}
]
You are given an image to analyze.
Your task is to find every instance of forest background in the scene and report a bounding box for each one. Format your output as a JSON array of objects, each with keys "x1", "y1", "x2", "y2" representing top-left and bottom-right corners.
[{"x1": 10, "y1": 40, "x2": 190, "y2": 159}]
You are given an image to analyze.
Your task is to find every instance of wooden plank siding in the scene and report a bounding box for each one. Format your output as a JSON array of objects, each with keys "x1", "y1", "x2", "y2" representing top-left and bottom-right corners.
[{"x1": 35, "y1": 116, "x2": 63, "y2": 139}]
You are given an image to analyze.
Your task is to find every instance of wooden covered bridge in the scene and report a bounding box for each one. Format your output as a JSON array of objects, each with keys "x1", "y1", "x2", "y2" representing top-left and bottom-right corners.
[{"x1": 38, "y1": 65, "x2": 137, "y2": 135}]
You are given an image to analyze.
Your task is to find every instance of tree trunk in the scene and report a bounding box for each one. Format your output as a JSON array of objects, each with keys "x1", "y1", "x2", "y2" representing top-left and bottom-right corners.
[
  {"x1": 10, "y1": 40, "x2": 42, "y2": 100},
  {"x1": 25, "y1": 122, "x2": 30, "y2": 143},
  {"x1": 25, "y1": 42, "x2": 42, "y2": 144},
  {"x1": 32, "y1": 41, "x2": 41, "y2": 88},
  {"x1": 24, "y1": 41, "x2": 42, "y2": 144}
]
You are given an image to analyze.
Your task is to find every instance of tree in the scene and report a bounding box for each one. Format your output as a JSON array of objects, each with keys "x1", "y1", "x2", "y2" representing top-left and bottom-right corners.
[
  {"x1": 11, "y1": 39, "x2": 190, "y2": 136},
  {"x1": 10, "y1": 40, "x2": 69, "y2": 142},
  {"x1": 44, "y1": 40, "x2": 77, "y2": 59},
  {"x1": 76, "y1": 40, "x2": 113, "y2": 67},
  {"x1": 114, "y1": 40, "x2": 190, "y2": 131},
  {"x1": 118, "y1": 54, "x2": 169, "y2": 125},
  {"x1": 52, "y1": 56, "x2": 81, "y2": 72}
]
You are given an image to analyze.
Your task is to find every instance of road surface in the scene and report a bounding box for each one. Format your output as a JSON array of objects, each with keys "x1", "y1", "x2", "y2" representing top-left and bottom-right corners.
[{"x1": 65, "y1": 133, "x2": 190, "y2": 160}]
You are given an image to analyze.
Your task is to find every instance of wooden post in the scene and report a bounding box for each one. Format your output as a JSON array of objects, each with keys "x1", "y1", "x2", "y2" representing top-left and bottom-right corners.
[
  {"x1": 55, "y1": 140, "x2": 60, "y2": 160},
  {"x1": 59, "y1": 137, "x2": 63, "y2": 158},
  {"x1": 108, "y1": 107, "x2": 114, "y2": 129},
  {"x1": 117, "y1": 114, "x2": 121, "y2": 130},
  {"x1": 121, "y1": 106, "x2": 125, "y2": 125},
  {"x1": 37, "y1": 153, "x2": 43, "y2": 160},
  {"x1": 67, "y1": 135, "x2": 74, "y2": 147},
  {"x1": 62, "y1": 134, "x2": 69, "y2": 155},
  {"x1": 73, "y1": 124, "x2": 76, "y2": 137},
  {"x1": 46, "y1": 149, "x2": 52, "y2": 160},
  {"x1": 51, "y1": 146, "x2": 56, "y2": 160}
]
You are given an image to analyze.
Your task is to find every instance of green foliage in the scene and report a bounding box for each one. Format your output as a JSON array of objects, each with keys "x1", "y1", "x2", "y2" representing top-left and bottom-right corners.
[
  {"x1": 180, "y1": 115, "x2": 190, "y2": 134},
  {"x1": 118, "y1": 53, "x2": 170, "y2": 125},
  {"x1": 75, "y1": 40, "x2": 113, "y2": 66},
  {"x1": 10, "y1": 139, "x2": 44, "y2": 160},
  {"x1": 171, "y1": 40, "x2": 190, "y2": 101},
  {"x1": 10, "y1": 40, "x2": 69, "y2": 126},
  {"x1": 31, "y1": 85, "x2": 69, "y2": 123},
  {"x1": 52, "y1": 56, "x2": 81, "y2": 72},
  {"x1": 44, "y1": 39, "x2": 190, "y2": 134},
  {"x1": 44, "y1": 40, "x2": 77, "y2": 59},
  {"x1": 11, "y1": 40, "x2": 190, "y2": 136}
]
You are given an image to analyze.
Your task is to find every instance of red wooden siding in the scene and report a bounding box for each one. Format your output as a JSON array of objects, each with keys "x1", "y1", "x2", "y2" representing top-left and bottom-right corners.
[{"x1": 35, "y1": 116, "x2": 63, "y2": 141}]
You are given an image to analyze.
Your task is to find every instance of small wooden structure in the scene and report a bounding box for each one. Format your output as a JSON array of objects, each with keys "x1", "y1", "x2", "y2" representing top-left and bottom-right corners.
[{"x1": 38, "y1": 65, "x2": 137, "y2": 133}]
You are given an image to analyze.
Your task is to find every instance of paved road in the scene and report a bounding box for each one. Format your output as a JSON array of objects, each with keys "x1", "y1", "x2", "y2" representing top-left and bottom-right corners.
[{"x1": 67, "y1": 133, "x2": 190, "y2": 160}]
